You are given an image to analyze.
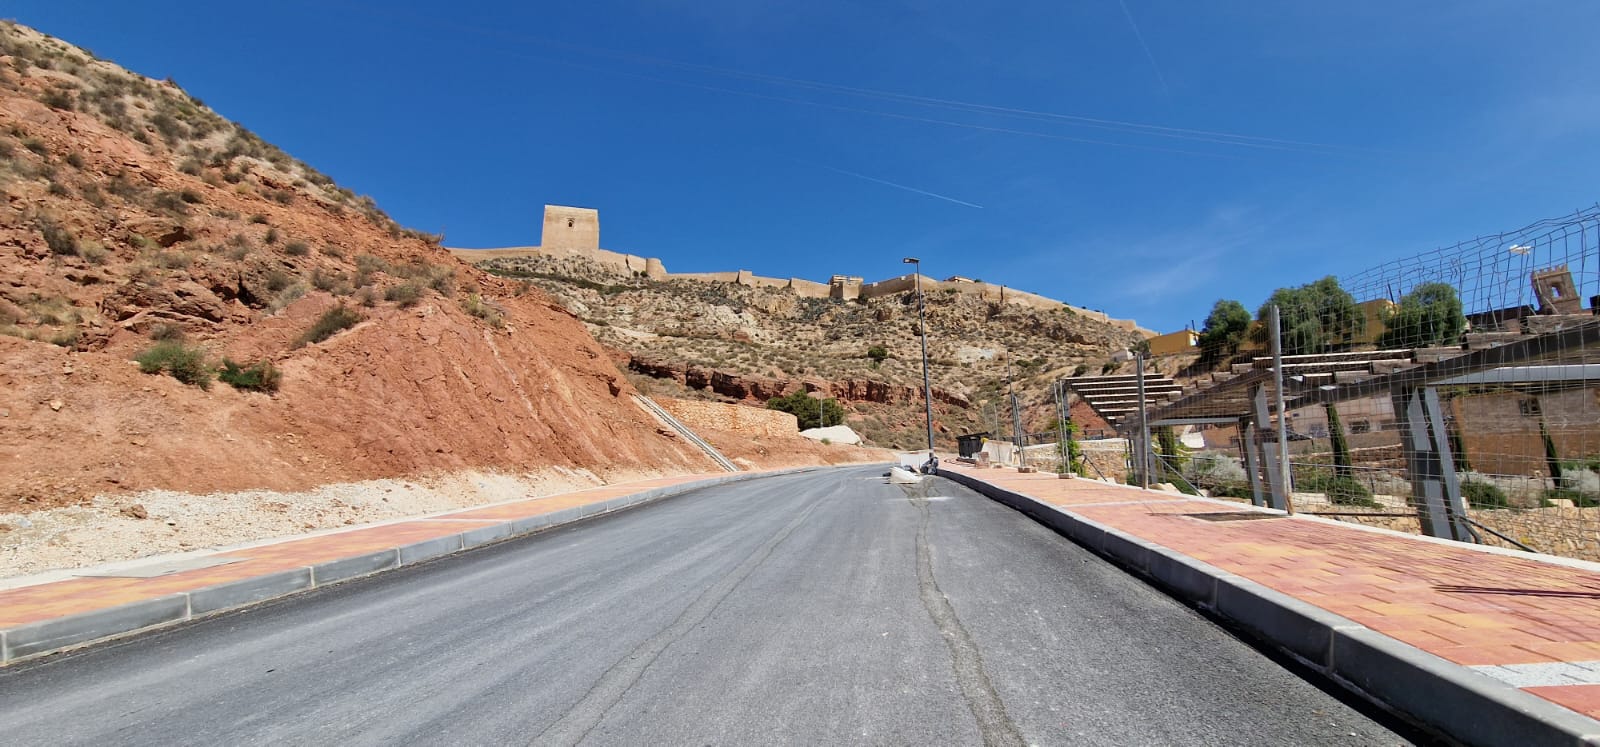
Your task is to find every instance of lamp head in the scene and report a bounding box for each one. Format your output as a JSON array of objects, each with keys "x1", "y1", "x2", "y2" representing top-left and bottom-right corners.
[{"x1": 902, "y1": 257, "x2": 919, "y2": 264}]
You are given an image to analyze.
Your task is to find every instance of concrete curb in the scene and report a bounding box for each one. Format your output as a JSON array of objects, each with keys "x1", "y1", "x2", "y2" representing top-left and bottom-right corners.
[
  {"x1": 1, "y1": 463, "x2": 875, "y2": 666},
  {"x1": 937, "y1": 468, "x2": 1600, "y2": 747}
]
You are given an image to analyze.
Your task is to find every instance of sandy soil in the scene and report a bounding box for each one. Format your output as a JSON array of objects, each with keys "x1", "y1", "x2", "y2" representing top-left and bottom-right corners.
[{"x1": 0, "y1": 465, "x2": 678, "y2": 579}]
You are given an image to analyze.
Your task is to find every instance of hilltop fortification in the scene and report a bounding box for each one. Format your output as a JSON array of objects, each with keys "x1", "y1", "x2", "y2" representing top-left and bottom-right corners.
[{"x1": 448, "y1": 206, "x2": 1150, "y2": 335}]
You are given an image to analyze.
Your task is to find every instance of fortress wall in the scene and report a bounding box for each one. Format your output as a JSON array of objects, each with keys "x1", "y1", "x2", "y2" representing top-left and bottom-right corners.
[
  {"x1": 672, "y1": 271, "x2": 740, "y2": 283},
  {"x1": 1003, "y1": 288, "x2": 1070, "y2": 312},
  {"x1": 858, "y1": 274, "x2": 921, "y2": 299},
  {"x1": 790, "y1": 279, "x2": 830, "y2": 299},
  {"x1": 621, "y1": 254, "x2": 650, "y2": 275},
  {"x1": 450, "y1": 239, "x2": 1147, "y2": 332},
  {"x1": 1065, "y1": 305, "x2": 1109, "y2": 322},
  {"x1": 736, "y1": 271, "x2": 792, "y2": 290}
]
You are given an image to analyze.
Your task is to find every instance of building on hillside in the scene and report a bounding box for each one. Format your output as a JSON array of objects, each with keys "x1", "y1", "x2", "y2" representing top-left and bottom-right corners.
[
  {"x1": 1355, "y1": 299, "x2": 1396, "y2": 344},
  {"x1": 1450, "y1": 387, "x2": 1600, "y2": 476},
  {"x1": 1146, "y1": 329, "x2": 1198, "y2": 356}
]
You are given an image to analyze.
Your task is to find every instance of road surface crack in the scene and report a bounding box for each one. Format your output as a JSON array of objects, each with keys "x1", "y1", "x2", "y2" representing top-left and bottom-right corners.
[{"x1": 906, "y1": 484, "x2": 1026, "y2": 747}]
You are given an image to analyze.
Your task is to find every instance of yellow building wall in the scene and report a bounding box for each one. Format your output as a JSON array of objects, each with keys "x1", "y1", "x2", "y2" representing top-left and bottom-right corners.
[{"x1": 1147, "y1": 329, "x2": 1197, "y2": 356}]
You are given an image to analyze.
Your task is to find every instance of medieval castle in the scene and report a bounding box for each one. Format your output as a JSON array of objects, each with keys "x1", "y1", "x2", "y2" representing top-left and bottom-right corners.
[{"x1": 448, "y1": 205, "x2": 1149, "y2": 334}]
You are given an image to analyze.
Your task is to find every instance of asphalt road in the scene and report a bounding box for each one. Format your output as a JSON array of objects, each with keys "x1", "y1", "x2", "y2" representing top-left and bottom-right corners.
[{"x1": 0, "y1": 466, "x2": 1414, "y2": 745}]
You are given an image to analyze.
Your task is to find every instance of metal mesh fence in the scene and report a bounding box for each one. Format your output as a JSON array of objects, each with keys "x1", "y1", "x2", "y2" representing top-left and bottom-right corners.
[{"x1": 1070, "y1": 206, "x2": 1600, "y2": 563}]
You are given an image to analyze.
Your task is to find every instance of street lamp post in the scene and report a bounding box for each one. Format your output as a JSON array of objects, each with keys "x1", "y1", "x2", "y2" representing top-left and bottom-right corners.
[{"x1": 904, "y1": 257, "x2": 936, "y2": 470}]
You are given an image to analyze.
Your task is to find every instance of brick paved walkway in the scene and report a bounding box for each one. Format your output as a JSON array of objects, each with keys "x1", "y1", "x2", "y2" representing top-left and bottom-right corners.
[
  {"x1": 0, "y1": 473, "x2": 718, "y2": 631},
  {"x1": 942, "y1": 463, "x2": 1600, "y2": 720}
]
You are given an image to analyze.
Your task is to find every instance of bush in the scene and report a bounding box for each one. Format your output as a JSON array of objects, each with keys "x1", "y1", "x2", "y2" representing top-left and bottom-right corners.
[
  {"x1": 40, "y1": 219, "x2": 77, "y2": 256},
  {"x1": 385, "y1": 282, "x2": 423, "y2": 307},
  {"x1": 311, "y1": 268, "x2": 347, "y2": 293},
  {"x1": 295, "y1": 305, "x2": 361, "y2": 347},
  {"x1": 461, "y1": 293, "x2": 504, "y2": 327},
  {"x1": 1295, "y1": 468, "x2": 1379, "y2": 507},
  {"x1": 148, "y1": 322, "x2": 186, "y2": 341},
  {"x1": 284, "y1": 240, "x2": 309, "y2": 256},
  {"x1": 1460, "y1": 479, "x2": 1509, "y2": 509},
  {"x1": 1210, "y1": 483, "x2": 1254, "y2": 500},
  {"x1": 866, "y1": 344, "x2": 888, "y2": 367},
  {"x1": 152, "y1": 191, "x2": 190, "y2": 215},
  {"x1": 134, "y1": 341, "x2": 212, "y2": 389},
  {"x1": 47, "y1": 327, "x2": 80, "y2": 349},
  {"x1": 1544, "y1": 488, "x2": 1600, "y2": 508},
  {"x1": 264, "y1": 269, "x2": 293, "y2": 293},
  {"x1": 41, "y1": 87, "x2": 74, "y2": 111},
  {"x1": 217, "y1": 359, "x2": 281, "y2": 393},
  {"x1": 766, "y1": 390, "x2": 844, "y2": 430},
  {"x1": 79, "y1": 240, "x2": 108, "y2": 265}
]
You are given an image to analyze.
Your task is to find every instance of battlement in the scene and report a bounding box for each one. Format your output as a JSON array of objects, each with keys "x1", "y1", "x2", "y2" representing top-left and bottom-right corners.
[{"x1": 447, "y1": 204, "x2": 1148, "y2": 331}]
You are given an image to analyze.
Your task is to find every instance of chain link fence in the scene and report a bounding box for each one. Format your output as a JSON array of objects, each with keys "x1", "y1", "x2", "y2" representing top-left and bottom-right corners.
[{"x1": 1072, "y1": 206, "x2": 1600, "y2": 562}]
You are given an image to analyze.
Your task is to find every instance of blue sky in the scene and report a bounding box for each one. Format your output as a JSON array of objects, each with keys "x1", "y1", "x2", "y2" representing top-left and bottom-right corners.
[{"x1": 16, "y1": 1, "x2": 1600, "y2": 332}]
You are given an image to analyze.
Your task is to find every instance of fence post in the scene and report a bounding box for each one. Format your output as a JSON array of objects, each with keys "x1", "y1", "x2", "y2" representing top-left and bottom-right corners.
[
  {"x1": 1135, "y1": 353, "x2": 1151, "y2": 489},
  {"x1": 1269, "y1": 304, "x2": 1296, "y2": 514},
  {"x1": 1393, "y1": 386, "x2": 1474, "y2": 541},
  {"x1": 1251, "y1": 384, "x2": 1288, "y2": 510},
  {"x1": 1239, "y1": 416, "x2": 1266, "y2": 507}
]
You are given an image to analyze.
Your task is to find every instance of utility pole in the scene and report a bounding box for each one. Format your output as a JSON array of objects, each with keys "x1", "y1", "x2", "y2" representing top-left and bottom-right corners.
[{"x1": 903, "y1": 258, "x2": 936, "y2": 470}]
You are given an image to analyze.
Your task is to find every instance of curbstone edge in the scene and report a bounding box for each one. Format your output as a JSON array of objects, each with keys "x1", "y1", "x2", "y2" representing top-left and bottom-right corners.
[
  {"x1": 937, "y1": 467, "x2": 1600, "y2": 746},
  {"x1": 2, "y1": 594, "x2": 190, "y2": 663},
  {"x1": 188, "y1": 568, "x2": 314, "y2": 617}
]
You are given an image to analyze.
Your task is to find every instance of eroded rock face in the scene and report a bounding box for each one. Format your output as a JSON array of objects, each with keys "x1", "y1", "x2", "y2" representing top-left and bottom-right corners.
[
  {"x1": 626, "y1": 355, "x2": 970, "y2": 408},
  {"x1": 0, "y1": 20, "x2": 723, "y2": 513}
]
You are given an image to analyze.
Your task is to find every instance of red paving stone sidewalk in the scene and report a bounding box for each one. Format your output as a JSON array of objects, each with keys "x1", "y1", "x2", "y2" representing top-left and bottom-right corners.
[
  {"x1": 942, "y1": 463, "x2": 1600, "y2": 721},
  {"x1": 0, "y1": 473, "x2": 720, "y2": 632}
]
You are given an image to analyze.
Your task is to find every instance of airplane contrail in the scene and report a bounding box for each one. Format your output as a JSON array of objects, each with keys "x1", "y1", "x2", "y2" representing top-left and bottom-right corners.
[
  {"x1": 810, "y1": 163, "x2": 985, "y2": 209},
  {"x1": 1116, "y1": 0, "x2": 1170, "y2": 94}
]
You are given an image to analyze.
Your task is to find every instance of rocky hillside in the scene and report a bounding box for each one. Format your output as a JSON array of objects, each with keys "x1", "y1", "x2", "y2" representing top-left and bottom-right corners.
[
  {"x1": 0, "y1": 22, "x2": 729, "y2": 512},
  {"x1": 472, "y1": 253, "x2": 1148, "y2": 448}
]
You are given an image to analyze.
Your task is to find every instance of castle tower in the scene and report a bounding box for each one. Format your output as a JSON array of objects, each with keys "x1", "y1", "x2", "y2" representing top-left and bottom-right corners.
[
  {"x1": 830, "y1": 275, "x2": 863, "y2": 301},
  {"x1": 540, "y1": 205, "x2": 600, "y2": 251},
  {"x1": 1532, "y1": 265, "x2": 1582, "y2": 314}
]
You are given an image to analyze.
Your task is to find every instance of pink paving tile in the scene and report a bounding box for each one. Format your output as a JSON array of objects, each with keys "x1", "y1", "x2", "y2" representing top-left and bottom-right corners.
[
  {"x1": 1523, "y1": 685, "x2": 1600, "y2": 719},
  {"x1": 945, "y1": 464, "x2": 1600, "y2": 673}
]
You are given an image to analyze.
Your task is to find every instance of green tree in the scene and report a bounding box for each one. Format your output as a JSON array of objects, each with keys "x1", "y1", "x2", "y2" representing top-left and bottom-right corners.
[
  {"x1": 1254, "y1": 276, "x2": 1365, "y2": 355},
  {"x1": 1326, "y1": 403, "x2": 1353, "y2": 479},
  {"x1": 1375, "y1": 282, "x2": 1464, "y2": 349},
  {"x1": 866, "y1": 344, "x2": 888, "y2": 367},
  {"x1": 766, "y1": 390, "x2": 845, "y2": 430},
  {"x1": 1197, "y1": 299, "x2": 1252, "y2": 362}
]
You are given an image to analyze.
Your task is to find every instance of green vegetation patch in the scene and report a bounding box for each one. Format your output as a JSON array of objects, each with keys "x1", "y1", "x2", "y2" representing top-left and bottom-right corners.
[
  {"x1": 295, "y1": 305, "x2": 362, "y2": 348},
  {"x1": 135, "y1": 341, "x2": 212, "y2": 389}
]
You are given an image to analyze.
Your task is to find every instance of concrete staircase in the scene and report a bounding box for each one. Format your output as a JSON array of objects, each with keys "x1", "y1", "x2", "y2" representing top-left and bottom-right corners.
[
  {"x1": 633, "y1": 395, "x2": 740, "y2": 472},
  {"x1": 1065, "y1": 374, "x2": 1183, "y2": 428}
]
